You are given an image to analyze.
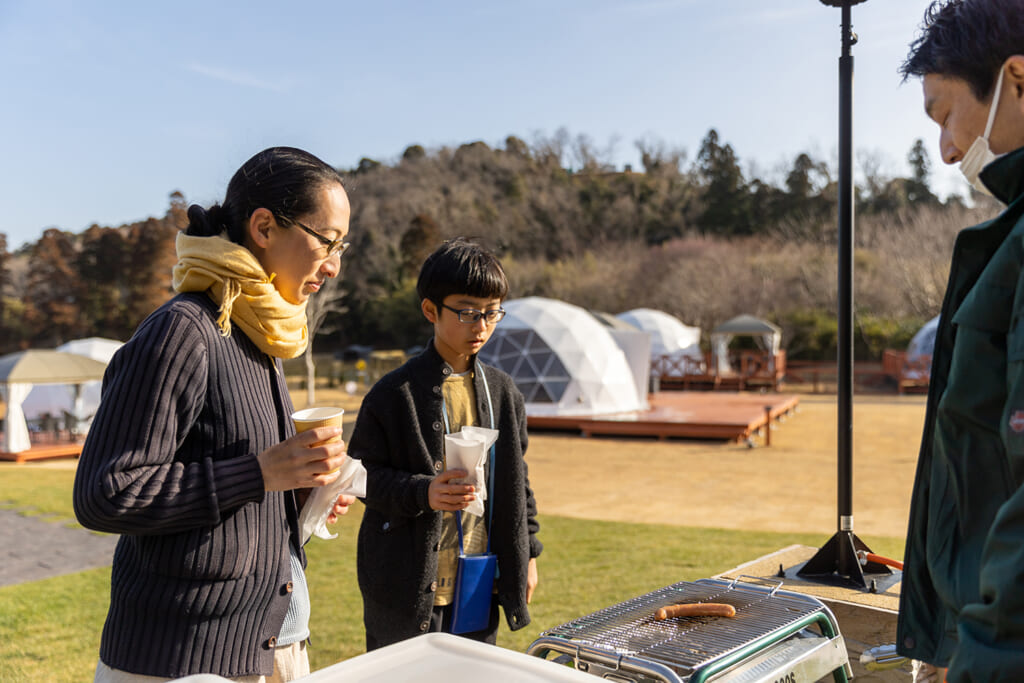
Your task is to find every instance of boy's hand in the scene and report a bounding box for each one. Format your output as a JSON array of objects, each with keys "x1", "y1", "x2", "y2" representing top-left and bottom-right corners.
[
  {"x1": 327, "y1": 494, "x2": 357, "y2": 524},
  {"x1": 428, "y1": 468, "x2": 476, "y2": 511},
  {"x1": 527, "y1": 557, "x2": 538, "y2": 603}
]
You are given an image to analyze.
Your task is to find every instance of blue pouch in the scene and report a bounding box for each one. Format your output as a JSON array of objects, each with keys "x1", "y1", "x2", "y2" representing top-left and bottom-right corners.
[
  {"x1": 450, "y1": 550, "x2": 497, "y2": 634},
  {"x1": 443, "y1": 372, "x2": 499, "y2": 635}
]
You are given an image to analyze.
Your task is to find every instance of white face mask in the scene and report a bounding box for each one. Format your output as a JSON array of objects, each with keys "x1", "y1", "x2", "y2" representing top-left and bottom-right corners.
[{"x1": 960, "y1": 67, "x2": 1005, "y2": 197}]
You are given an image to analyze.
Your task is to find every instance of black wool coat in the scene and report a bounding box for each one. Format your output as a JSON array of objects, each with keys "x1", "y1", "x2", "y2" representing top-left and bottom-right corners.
[{"x1": 348, "y1": 343, "x2": 542, "y2": 647}]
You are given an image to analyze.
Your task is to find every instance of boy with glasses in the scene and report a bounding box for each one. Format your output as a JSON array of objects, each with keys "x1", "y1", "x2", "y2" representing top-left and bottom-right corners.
[{"x1": 348, "y1": 237, "x2": 542, "y2": 650}]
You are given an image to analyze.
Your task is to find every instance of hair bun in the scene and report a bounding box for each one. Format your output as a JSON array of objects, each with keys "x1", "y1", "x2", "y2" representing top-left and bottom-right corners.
[{"x1": 185, "y1": 204, "x2": 227, "y2": 237}]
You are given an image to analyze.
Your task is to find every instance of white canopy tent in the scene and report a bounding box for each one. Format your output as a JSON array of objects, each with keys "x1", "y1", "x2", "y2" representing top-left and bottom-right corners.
[
  {"x1": 1, "y1": 348, "x2": 111, "y2": 453},
  {"x1": 710, "y1": 315, "x2": 782, "y2": 375},
  {"x1": 478, "y1": 297, "x2": 646, "y2": 416},
  {"x1": 20, "y1": 338, "x2": 122, "y2": 424}
]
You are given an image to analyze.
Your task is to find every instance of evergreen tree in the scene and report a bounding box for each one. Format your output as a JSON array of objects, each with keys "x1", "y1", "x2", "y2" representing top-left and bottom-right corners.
[{"x1": 695, "y1": 129, "x2": 753, "y2": 236}]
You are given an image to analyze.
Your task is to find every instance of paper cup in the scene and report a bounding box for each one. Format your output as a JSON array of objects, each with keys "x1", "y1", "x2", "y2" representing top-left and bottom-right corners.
[{"x1": 291, "y1": 407, "x2": 345, "y2": 445}]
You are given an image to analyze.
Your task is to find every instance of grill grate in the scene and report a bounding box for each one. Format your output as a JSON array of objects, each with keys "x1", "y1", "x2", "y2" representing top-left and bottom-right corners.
[{"x1": 540, "y1": 579, "x2": 827, "y2": 676}]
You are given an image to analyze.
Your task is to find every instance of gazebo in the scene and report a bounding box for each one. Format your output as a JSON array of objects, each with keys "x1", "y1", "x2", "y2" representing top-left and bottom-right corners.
[
  {"x1": 710, "y1": 315, "x2": 785, "y2": 390},
  {"x1": 0, "y1": 349, "x2": 110, "y2": 455}
]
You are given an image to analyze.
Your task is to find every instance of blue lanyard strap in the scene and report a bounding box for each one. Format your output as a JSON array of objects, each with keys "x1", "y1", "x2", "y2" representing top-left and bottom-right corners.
[{"x1": 443, "y1": 367, "x2": 495, "y2": 554}]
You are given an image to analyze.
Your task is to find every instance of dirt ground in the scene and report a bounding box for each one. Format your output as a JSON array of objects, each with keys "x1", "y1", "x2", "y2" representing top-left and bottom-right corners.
[{"x1": 306, "y1": 386, "x2": 926, "y2": 542}]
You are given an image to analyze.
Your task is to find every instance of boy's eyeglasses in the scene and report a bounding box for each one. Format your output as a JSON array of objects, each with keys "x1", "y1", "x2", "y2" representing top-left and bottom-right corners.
[
  {"x1": 276, "y1": 214, "x2": 350, "y2": 257},
  {"x1": 439, "y1": 302, "x2": 506, "y2": 324}
]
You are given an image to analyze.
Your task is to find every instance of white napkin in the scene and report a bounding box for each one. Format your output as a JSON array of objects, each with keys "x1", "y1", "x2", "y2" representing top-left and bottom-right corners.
[
  {"x1": 298, "y1": 456, "x2": 367, "y2": 544},
  {"x1": 444, "y1": 426, "x2": 499, "y2": 517}
]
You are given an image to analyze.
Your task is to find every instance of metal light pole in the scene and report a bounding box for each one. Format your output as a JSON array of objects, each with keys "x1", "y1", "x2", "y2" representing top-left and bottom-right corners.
[{"x1": 797, "y1": 0, "x2": 891, "y2": 589}]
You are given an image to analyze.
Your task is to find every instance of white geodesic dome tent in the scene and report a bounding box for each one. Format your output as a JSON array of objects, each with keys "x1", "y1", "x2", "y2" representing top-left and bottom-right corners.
[
  {"x1": 907, "y1": 315, "x2": 939, "y2": 362},
  {"x1": 615, "y1": 308, "x2": 702, "y2": 377},
  {"x1": 905, "y1": 315, "x2": 940, "y2": 379},
  {"x1": 616, "y1": 309, "x2": 701, "y2": 356},
  {"x1": 477, "y1": 297, "x2": 646, "y2": 416}
]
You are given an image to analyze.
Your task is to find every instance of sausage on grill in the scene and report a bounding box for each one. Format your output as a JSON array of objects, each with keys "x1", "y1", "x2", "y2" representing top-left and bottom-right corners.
[{"x1": 654, "y1": 602, "x2": 737, "y2": 620}]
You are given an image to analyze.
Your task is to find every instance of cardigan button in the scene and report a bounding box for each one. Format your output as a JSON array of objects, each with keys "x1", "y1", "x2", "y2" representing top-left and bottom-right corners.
[
  {"x1": 265, "y1": 636, "x2": 277, "y2": 649},
  {"x1": 285, "y1": 581, "x2": 294, "y2": 593},
  {"x1": 903, "y1": 635, "x2": 915, "y2": 649},
  {"x1": 434, "y1": 461, "x2": 442, "y2": 472},
  {"x1": 442, "y1": 366, "x2": 452, "y2": 376},
  {"x1": 433, "y1": 542, "x2": 441, "y2": 551},
  {"x1": 432, "y1": 386, "x2": 442, "y2": 395},
  {"x1": 419, "y1": 620, "x2": 430, "y2": 631},
  {"x1": 432, "y1": 421, "x2": 442, "y2": 431},
  {"x1": 383, "y1": 521, "x2": 390, "y2": 531},
  {"x1": 429, "y1": 581, "x2": 438, "y2": 592}
]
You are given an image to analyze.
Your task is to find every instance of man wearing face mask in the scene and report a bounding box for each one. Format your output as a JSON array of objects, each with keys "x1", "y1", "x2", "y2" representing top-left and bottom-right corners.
[{"x1": 897, "y1": 1, "x2": 1024, "y2": 681}]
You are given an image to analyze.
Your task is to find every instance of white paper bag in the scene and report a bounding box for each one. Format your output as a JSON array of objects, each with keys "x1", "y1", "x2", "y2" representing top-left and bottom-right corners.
[
  {"x1": 299, "y1": 456, "x2": 367, "y2": 544},
  {"x1": 444, "y1": 426, "x2": 498, "y2": 517}
]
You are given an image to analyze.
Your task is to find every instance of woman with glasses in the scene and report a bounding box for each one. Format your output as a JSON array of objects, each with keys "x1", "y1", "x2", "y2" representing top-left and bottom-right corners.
[{"x1": 74, "y1": 146, "x2": 354, "y2": 682}]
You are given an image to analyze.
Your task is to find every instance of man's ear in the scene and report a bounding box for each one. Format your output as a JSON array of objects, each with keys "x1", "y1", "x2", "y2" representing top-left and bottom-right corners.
[
  {"x1": 1007, "y1": 55, "x2": 1024, "y2": 100},
  {"x1": 421, "y1": 298, "x2": 439, "y2": 324},
  {"x1": 247, "y1": 208, "x2": 276, "y2": 249}
]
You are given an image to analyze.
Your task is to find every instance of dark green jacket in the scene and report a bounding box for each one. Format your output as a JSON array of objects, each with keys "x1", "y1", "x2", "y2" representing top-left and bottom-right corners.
[{"x1": 897, "y1": 148, "x2": 1024, "y2": 681}]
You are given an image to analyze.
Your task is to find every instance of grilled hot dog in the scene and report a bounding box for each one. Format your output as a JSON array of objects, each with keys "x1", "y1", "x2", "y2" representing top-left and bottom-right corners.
[{"x1": 654, "y1": 602, "x2": 737, "y2": 620}]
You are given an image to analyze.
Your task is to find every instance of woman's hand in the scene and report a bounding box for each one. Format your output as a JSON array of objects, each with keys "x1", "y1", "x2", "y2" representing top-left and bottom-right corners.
[
  {"x1": 257, "y1": 426, "x2": 348, "y2": 491},
  {"x1": 326, "y1": 494, "x2": 357, "y2": 524},
  {"x1": 427, "y1": 468, "x2": 475, "y2": 511}
]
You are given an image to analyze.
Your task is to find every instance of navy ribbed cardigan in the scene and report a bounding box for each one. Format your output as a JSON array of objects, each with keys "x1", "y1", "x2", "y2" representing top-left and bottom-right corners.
[{"x1": 73, "y1": 292, "x2": 301, "y2": 678}]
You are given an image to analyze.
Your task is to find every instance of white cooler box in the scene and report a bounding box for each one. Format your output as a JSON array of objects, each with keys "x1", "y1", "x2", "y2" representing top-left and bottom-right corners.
[{"x1": 174, "y1": 633, "x2": 596, "y2": 683}]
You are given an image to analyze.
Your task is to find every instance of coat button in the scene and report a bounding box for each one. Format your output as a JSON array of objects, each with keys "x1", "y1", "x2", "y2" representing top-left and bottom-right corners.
[
  {"x1": 285, "y1": 581, "x2": 294, "y2": 593},
  {"x1": 419, "y1": 620, "x2": 430, "y2": 631},
  {"x1": 432, "y1": 421, "x2": 442, "y2": 431},
  {"x1": 434, "y1": 461, "x2": 442, "y2": 472},
  {"x1": 903, "y1": 636, "x2": 915, "y2": 649},
  {"x1": 265, "y1": 636, "x2": 277, "y2": 649},
  {"x1": 430, "y1": 581, "x2": 438, "y2": 591},
  {"x1": 432, "y1": 386, "x2": 442, "y2": 395},
  {"x1": 434, "y1": 542, "x2": 441, "y2": 551},
  {"x1": 442, "y1": 366, "x2": 452, "y2": 376},
  {"x1": 383, "y1": 521, "x2": 390, "y2": 531}
]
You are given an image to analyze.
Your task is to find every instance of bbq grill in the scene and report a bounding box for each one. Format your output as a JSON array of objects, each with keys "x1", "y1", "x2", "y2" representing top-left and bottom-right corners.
[{"x1": 527, "y1": 577, "x2": 851, "y2": 683}]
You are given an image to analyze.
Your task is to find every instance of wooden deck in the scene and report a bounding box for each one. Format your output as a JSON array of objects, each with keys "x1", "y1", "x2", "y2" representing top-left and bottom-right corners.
[
  {"x1": 0, "y1": 441, "x2": 83, "y2": 464},
  {"x1": 527, "y1": 391, "x2": 800, "y2": 443}
]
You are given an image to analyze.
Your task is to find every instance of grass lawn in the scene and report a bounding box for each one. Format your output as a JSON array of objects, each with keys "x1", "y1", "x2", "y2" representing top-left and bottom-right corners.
[{"x1": 0, "y1": 463, "x2": 905, "y2": 681}]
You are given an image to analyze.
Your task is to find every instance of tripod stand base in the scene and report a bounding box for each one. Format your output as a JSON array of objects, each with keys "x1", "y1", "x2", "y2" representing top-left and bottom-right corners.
[{"x1": 797, "y1": 530, "x2": 892, "y2": 589}]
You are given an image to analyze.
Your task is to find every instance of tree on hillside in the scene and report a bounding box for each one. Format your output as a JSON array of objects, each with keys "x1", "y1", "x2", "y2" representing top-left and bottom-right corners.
[
  {"x1": 905, "y1": 139, "x2": 938, "y2": 206},
  {"x1": 125, "y1": 216, "x2": 178, "y2": 327},
  {"x1": 0, "y1": 233, "x2": 9, "y2": 352},
  {"x1": 301, "y1": 270, "x2": 350, "y2": 407},
  {"x1": 695, "y1": 129, "x2": 752, "y2": 236},
  {"x1": 23, "y1": 229, "x2": 82, "y2": 346},
  {"x1": 76, "y1": 225, "x2": 134, "y2": 340}
]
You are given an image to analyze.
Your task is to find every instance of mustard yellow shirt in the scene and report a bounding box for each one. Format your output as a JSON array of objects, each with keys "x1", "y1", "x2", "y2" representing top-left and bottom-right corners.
[{"x1": 435, "y1": 371, "x2": 488, "y2": 606}]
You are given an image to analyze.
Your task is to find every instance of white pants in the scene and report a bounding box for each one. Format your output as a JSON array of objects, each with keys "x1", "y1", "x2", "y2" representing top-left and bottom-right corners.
[{"x1": 94, "y1": 641, "x2": 310, "y2": 683}]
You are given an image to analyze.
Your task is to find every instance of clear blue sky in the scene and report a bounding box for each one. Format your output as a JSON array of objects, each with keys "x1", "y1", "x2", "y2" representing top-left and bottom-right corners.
[{"x1": 0, "y1": 0, "x2": 958, "y2": 250}]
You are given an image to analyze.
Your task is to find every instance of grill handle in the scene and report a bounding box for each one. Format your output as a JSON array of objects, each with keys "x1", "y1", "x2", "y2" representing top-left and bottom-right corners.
[
  {"x1": 689, "y1": 611, "x2": 849, "y2": 683},
  {"x1": 726, "y1": 574, "x2": 785, "y2": 596},
  {"x1": 526, "y1": 637, "x2": 684, "y2": 683}
]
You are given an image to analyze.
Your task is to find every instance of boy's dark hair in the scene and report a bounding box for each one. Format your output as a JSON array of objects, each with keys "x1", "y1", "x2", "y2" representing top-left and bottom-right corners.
[
  {"x1": 416, "y1": 237, "x2": 509, "y2": 305},
  {"x1": 901, "y1": 0, "x2": 1024, "y2": 100}
]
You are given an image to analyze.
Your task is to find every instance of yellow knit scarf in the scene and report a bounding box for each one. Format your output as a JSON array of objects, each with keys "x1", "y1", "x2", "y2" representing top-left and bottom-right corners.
[{"x1": 172, "y1": 232, "x2": 309, "y2": 359}]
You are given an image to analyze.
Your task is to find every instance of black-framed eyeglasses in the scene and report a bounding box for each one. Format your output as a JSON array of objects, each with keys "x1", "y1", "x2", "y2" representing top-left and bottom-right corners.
[
  {"x1": 276, "y1": 214, "x2": 350, "y2": 257},
  {"x1": 439, "y1": 302, "x2": 506, "y2": 324}
]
